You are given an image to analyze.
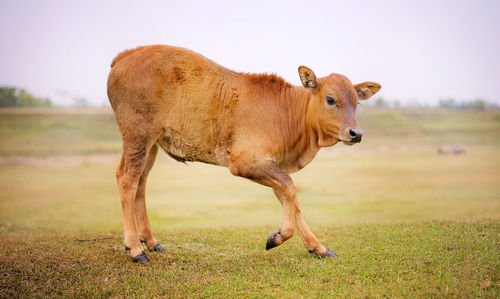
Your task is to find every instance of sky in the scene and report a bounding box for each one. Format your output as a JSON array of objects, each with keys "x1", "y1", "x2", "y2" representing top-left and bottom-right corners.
[{"x1": 1, "y1": 0, "x2": 499, "y2": 106}]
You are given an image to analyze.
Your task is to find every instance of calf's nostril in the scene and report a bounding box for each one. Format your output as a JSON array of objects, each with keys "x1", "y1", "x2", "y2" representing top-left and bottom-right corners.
[{"x1": 348, "y1": 128, "x2": 363, "y2": 142}]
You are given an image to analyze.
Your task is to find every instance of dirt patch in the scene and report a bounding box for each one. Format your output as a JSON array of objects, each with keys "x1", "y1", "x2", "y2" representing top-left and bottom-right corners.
[
  {"x1": 0, "y1": 144, "x2": 466, "y2": 166},
  {"x1": 320, "y1": 144, "x2": 423, "y2": 155},
  {"x1": 0, "y1": 154, "x2": 120, "y2": 166}
]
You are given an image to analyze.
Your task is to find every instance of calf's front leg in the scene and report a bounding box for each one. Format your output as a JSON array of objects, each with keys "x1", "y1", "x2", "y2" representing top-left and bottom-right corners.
[
  {"x1": 229, "y1": 160, "x2": 297, "y2": 249},
  {"x1": 229, "y1": 158, "x2": 337, "y2": 258},
  {"x1": 294, "y1": 201, "x2": 338, "y2": 257}
]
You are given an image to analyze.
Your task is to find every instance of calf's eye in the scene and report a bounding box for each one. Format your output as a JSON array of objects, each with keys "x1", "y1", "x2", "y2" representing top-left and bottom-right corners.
[{"x1": 326, "y1": 96, "x2": 336, "y2": 106}]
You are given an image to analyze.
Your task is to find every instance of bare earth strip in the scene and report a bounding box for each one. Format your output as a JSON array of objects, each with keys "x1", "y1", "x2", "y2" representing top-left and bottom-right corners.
[
  {"x1": 0, "y1": 145, "x2": 462, "y2": 166},
  {"x1": 0, "y1": 153, "x2": 120, "y2": 166}
]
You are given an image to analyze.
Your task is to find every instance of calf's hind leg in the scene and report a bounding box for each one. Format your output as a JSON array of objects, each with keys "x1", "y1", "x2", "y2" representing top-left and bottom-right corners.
[
  {"x1": 134, "y1": 144, "x2": 165, "y2": 253},
  {"x1": 116, "y1": 142, "x2": 153, "y2": 262}
]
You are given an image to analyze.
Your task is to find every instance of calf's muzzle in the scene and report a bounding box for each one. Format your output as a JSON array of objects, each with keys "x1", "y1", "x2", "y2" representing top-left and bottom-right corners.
[{"x1": 349, "y1": 128, "x2": 363, "y2": 143}]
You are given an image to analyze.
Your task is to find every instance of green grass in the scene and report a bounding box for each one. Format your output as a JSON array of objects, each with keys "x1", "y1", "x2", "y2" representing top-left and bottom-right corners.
[
  {"x1": 0, "y1": 107, "x2": 499, "y2": 297},
  {"x1": 1, "y1": 222, "x2": 498, "y2": 297}
]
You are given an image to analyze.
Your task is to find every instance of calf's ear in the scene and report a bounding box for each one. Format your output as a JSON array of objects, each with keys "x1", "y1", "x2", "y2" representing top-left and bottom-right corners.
[
  {"x1": 354, "y1": 82, "x2": 381, "y2": 100},
  {"x1": 298, "y1": 66, "x2": 318, "y2": 90}
]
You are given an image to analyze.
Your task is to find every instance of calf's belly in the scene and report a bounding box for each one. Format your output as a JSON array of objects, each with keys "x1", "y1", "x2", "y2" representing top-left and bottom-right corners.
[{"x1": 157, "y1": 127, "x2": 230, "y2": 166}]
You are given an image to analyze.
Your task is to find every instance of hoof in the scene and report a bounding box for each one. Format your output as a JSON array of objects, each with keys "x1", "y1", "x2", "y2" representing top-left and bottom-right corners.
[
  {"x1": 266, "y1": 230, "x2": 281, "y2": 250},
  {"x1": 132, "y1": 251, "x2": 150, "y2": 263},
  {"x1": 320, "y1": 248, "x2": 338, "y2": 258},
  {"x1": 150, "y1": 243, "x2": 166, "y2": 253}
]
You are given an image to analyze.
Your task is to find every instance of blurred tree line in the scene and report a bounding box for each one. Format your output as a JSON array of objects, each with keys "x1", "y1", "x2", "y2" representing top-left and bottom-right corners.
[
  {"x1": 438, "y1": 98, "x2": 491, "y2": 110},
  {"x1": 1, "y1": 85, "x2": 497, "y2": 110},
  {"x1": 362, "y1": 97, "x2": 497, "y2": 110},
  {"x1": 0, "y1": 87, "x2": 52, "y2": 107}
]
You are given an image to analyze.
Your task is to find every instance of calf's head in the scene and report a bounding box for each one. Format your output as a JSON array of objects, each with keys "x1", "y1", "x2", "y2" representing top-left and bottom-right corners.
[{"x1": 299, "y1": 66, "x2": 380, "y2": 147}]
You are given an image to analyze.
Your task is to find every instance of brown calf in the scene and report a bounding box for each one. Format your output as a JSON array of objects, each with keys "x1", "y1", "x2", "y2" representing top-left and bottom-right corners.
[{"x1": 107, "y1": 45, "x2": 380, "y2": 262}]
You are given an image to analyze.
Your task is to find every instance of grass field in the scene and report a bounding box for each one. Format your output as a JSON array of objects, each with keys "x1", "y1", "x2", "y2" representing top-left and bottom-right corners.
[{"x1": 0, "y1": 108, "x2": 499, "y2": 297}]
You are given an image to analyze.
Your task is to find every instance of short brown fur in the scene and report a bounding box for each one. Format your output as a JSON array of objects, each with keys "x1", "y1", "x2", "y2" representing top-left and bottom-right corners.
[{"x1": 107, "y1": 45, "x2": 380, "y2": 261}]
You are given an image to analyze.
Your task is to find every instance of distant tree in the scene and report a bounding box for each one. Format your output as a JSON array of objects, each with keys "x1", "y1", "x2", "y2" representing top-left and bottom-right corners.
[
  {"x1": 0, "y1": 87, "x2": 17, "y2": 107},
  {"x1": 465, "y1": 99, "x2": 486, "y2": 110},
  {"x1": 0, "y1": 87, "x2": 52, "y2": 107},
  {"x1": 392, "y1": 100, "x2": 400, "y2": 109},
  {"x1": 374, "y1": 97, "x2": 388, "y2": 109},
  {"x1": 485, "y1": 101, "x2": 500, "y2": 110},
  {"x1": 439, "y1": 98, "x2": 456, "y2": 109},
  {"x1": 72, "y1": 96, "x2": 89, "y2": 107}
]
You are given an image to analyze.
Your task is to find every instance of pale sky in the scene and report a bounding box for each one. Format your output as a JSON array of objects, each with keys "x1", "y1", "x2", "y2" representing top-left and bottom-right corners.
[{"x1": 1, "y1": 0, "x2": 499, "y2": 106}]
